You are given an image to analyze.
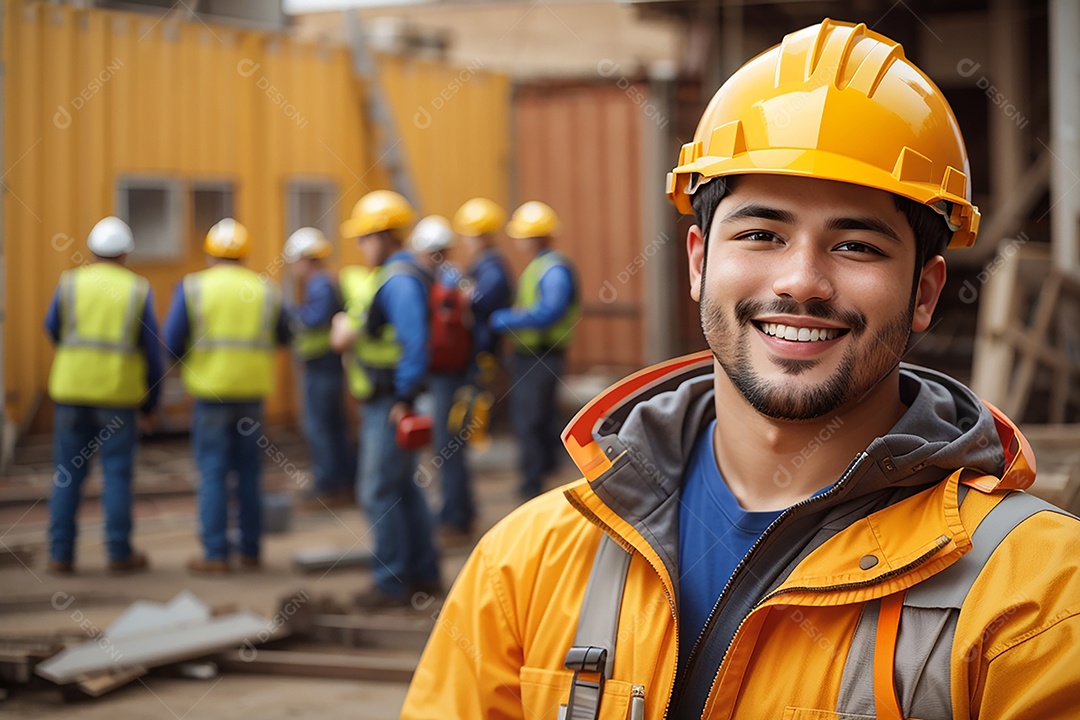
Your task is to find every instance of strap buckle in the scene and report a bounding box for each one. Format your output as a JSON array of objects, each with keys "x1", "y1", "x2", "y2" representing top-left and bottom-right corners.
[{"x1": 561, "y1": 645, "x2": 607, "y2": 720}]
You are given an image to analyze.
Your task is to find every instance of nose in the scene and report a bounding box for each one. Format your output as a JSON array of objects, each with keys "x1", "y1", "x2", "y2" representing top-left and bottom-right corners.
[{"x1": 770, "y1": 243, "x2": 834, "y2": 303}]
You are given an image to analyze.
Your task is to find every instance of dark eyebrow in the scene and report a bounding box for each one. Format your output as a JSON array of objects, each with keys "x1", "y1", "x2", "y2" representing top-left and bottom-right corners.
[
  {"x1": 719, "y1": 203, "x2": 797, "y2": 225},
  {"x1": 825, "y1": 216, "x2": 903, "y2": 245}
]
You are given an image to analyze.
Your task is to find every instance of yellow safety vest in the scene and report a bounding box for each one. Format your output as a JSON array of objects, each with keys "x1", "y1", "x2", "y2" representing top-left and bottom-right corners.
[
  {"x1": 181, "y1": 264, "x2": 279, "y2": 401},
  {"x1": 511, "y1": 252, "x2": 581, "y2": 353},
  {"x1": 338, "y1": 263, "x2": 409, "y2": 399},
  {"x1": 48, "y1": 263, "x2": 150, "y2": 407},
  {"x1": 292, "y1": 275, "x2": 340, "y2": 362}
]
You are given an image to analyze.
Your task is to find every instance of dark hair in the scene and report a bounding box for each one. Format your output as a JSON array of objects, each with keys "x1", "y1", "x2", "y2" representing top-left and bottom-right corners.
[{"x1": 690, "y1": 175, "x2": 951, "y2": 281}]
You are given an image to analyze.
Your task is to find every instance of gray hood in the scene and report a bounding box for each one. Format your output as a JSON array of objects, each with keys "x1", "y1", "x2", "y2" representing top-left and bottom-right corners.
[{"x1": 586, "y1": 359, "x2": 1007, "y2": 607}]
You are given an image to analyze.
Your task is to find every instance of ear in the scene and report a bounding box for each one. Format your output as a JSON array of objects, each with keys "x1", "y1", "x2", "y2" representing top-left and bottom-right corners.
[
  {"x1": 687, "y1": 224, "x2": 705, "y2": 302},
  {"x1": 912, "y1": 255, "x2": 947, "y2": 332}
]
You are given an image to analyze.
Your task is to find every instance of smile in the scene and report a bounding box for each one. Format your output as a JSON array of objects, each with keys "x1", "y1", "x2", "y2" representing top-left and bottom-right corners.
[{"x1": 753, "y1": 321, "x2": 848, "y2": 343}]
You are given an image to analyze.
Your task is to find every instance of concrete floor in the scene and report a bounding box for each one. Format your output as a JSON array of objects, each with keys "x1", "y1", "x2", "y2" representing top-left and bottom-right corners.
[{"x1": 0, "y1": 431, "x2": 579, "y2": 719}]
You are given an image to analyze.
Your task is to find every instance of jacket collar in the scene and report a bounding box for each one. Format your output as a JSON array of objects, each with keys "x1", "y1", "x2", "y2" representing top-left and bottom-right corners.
[{"x1": 562, "y1": 351, "x2": 1035, "y2": 601}]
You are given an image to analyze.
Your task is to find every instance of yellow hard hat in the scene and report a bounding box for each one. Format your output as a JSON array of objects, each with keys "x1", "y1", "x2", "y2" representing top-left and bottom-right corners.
[
  {"x1": 205, "y1": 218, "x2": 250, "y2": 259},
  {"x1": 341, "y1": 190, "x2": 415, "y2": 240},
  {"x1": 506, "y1": 201, "x2": 560, "y2": 239},
  {"x1": 453, "y1": 198, "x2": 506, "y2": 236},
  {"x1": 667, "y1": 19, "x2": 980, "y2": 249}
]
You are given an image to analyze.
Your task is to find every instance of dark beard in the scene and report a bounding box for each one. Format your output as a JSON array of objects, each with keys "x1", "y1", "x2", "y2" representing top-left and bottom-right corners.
[{"x1": 701, "y1": 295, "x2": 912, "y2": 421}]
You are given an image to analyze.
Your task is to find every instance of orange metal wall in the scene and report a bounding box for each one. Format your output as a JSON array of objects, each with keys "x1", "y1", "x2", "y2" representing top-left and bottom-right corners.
[
  {"x1": 381, "y1": 56, "x2": 512, "y2": 219},
  {"x1": 513, "y1": 83, "x2": 646, "y2": 374},
  {"x1": 2, "y1": 0, "x2": 511, "y2": 429}
]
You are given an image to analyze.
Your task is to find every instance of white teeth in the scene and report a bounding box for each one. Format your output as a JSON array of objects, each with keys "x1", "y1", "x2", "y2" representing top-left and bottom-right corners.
[{"x1": 758, "y1": 322, "x2": 841, "y2": 342}]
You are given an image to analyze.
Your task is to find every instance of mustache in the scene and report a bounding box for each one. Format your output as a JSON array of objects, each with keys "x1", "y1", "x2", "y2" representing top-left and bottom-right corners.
[{"x1": 733, "y1": 298, "x2": 867, "y2": 336}]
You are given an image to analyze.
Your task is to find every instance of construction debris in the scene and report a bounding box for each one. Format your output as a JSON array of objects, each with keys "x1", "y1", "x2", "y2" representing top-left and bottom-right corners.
[
  {"x1": 75, "y1": 666, "x2": 147, "y2": 698},
  {"x1": 0, "y1": 639, "x2": 63, "y2": 684},
  {"x1": 35, "y1": 591, "x2": 271, "y2": 685},
  {"x1": 305, "y1": 613, "x2": 434, "y2": 651},
  {"x1": 2, "y1": 588, "x2": 432, "y2": 704}
]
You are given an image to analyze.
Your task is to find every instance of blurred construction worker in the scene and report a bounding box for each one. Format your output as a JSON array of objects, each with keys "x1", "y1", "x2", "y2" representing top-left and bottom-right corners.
[
  {"x1": 283, "y1": 227, "x2": 353, "y2": 510},
  {"x1": 163, "y1": 219, "x2": 290, "y2": 575},
  {"x1": 404, "y1": 21, "x2": 1080, "y2": 719},
  {"x1": 452, "y1": 198, "x2": 513, "y2": 372},
  {"x1": 338, "y1": 190, "x2": 441, "y2": 608},
  {"x1": 44, "y1": 216, "x2": 162, "y2": 575},
  {"x1": 489, "y1": 201, "x2": 580, "y2": 500},
  {"x1": 410, "y1": 215, "x2": 477, "y2": 546}
]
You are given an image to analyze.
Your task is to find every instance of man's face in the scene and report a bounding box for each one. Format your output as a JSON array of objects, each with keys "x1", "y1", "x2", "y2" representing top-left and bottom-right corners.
[
  {"x1": 687, "y1": 175, "x2": 945, "y2": 421},
  {"x1": 358, "y1": 233, "x2": 390, "y2": 267},
  {"x1": 460, "y1": 234, "x2": 484, "y2": 261}
]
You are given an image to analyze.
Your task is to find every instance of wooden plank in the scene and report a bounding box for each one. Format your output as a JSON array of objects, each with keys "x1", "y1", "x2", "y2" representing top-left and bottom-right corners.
[
  {"x1": 75, "y1": 665, "x2": 147, "y2": 698},
  {"x1": 1005, "y1": 271, "x2": 1063, "y2": 418},
  {"x1": 306, "y1": 613, "x2": 433, "y2": 651},
  {"x1": 214, "y1": 649, "x2": 414, "y2": 684},
  {"x1": 291, "y1": 547, "x2": 372, "y2": 574}
]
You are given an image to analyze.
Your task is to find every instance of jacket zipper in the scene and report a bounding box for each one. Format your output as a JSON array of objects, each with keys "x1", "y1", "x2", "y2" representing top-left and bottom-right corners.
[
  {"x1": 692, "y1": 531, "x2": 954, "y2": 719},
  {"x1": 566, "y1": 490, "x2": 681, "y2": 720},
  {"x1": 667, "y1": 452, "x2": 869, "y2": 718},
  {"x1": 629, "y1": 685, "x2": 645, "y2": 720}
]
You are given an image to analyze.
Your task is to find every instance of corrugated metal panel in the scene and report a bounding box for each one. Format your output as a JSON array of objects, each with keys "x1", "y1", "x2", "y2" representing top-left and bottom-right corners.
[
  {"x1": 513, "y1": 83, "x2": 646, "y2": 374},
  {"x1": 380, "y1": 56, "x2": 511, "y2": 217},
  {"x1": 3, "y1": 0, "x2": 511, "y2": 430}
]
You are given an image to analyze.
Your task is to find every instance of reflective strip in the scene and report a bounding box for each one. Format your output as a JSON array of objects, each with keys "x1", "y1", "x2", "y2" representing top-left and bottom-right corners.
[
  {"x1": 186, "y1": 274, "x2": 206, "y2": 338},
  {"x1": 561, "y1": 533, "x2": 632, "y2": 720},
  {"x1": 259, "y1": 282, "x2": 277, "y2": 346},
  {"x1": 60, "y1": 271, "x2": 77, "y2": 342}
]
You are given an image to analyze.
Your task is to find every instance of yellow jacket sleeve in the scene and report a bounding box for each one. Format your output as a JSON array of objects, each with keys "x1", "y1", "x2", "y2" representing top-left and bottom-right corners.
[{"x1": 402, "y1": 541, "x2": 526, "y2": 720}]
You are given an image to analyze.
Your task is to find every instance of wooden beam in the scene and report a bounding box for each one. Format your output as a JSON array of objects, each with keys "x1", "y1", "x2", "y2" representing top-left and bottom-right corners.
[
  {"x1": 214, "y1": 649, "x2": 414, "y2": 684},
  {"x1": 75, "y1": 666, "x2": 147, "y2": 698},
  {"x1": 1005, "y1": 271, "x2": 1064, "y2": 418},
  {"x1": 305, "y1": 613, "x2": 433, "y2": 651}
]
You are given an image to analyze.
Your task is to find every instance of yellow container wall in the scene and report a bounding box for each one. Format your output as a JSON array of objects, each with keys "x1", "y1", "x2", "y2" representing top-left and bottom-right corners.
[{"x1": 3, "y1": 0, "x2": 511, "y2": 430}]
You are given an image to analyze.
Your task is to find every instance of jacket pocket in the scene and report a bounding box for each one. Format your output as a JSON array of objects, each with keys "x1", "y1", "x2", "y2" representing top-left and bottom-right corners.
[
  {"x1": 519, "y1": 666, "x2": 633, "y2": 720},
  {"x1": 782, "y1": 709, "x2": 875, "y2": 720}
]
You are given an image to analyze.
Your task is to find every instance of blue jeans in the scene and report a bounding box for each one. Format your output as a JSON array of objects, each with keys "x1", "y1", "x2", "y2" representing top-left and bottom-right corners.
[
  {"x1": 431, "y1": 371, "x2": 474, "y2": 531},
  {"x1": 192, "y1": 401, "x2": 263, "y2": 560},
  {"x1": 49, "y1": 404, "x2": 138, "y2": 563},
  {"x1": 301, "y1": 363, "x2": 352, "y2": 495},
  {"x1": 510, "y1": 352, "x2": 566, "y2": 499},
  {"x1": 357, "y1": 395, "x2": 440, "y2": 597}
]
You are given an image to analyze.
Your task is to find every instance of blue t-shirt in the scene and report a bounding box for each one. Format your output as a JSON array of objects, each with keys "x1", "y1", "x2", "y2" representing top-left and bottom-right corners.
[{"x1": 677, "y1": 419, "x2": 783, "y2": 668}]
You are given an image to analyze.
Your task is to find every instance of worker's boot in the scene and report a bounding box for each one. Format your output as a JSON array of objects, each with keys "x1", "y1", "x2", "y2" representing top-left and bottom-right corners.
[
  {"x1": 186, "y1": 557, "x2": 230, "y2": 575},
  {"x1": 107, "y1": 550, "x2": 149, "y2": 575}
]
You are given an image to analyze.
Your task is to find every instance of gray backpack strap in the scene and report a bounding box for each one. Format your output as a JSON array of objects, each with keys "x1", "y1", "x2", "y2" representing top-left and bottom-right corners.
[{"x1": 559, "y1": 533, "x2": 632, "y2": 720}]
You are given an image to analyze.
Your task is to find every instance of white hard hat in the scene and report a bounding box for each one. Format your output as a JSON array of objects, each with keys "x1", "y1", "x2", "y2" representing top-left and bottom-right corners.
[
  {"x1": 408, "y1": 215, "x2": 454, "y2": 254},
  {"x1": 284, "y1": 227, "x2": 333, "y2": 262},
  {"x1": 87, "y1": 216, "x2": 135, "y2": 258}
]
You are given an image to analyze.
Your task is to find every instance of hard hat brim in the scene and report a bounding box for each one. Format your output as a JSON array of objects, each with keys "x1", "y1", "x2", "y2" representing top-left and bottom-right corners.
[{"x1": 668, "y1": 147, "x2": 979, "y2": 249}]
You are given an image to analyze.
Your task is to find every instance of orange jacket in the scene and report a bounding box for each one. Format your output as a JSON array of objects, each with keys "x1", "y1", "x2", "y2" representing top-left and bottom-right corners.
[{"x1": 403, "y1": 353, "x2": 1080, "y2": 719}]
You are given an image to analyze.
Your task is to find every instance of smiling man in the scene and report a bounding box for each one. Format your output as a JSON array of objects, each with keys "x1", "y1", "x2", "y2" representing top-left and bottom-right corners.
[{"x1": 402, "y1": 20, "x2": 1080, "y2": 720}]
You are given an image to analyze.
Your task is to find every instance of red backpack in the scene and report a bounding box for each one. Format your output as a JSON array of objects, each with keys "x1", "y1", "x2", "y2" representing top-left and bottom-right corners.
[{"x1": 428, "y1": 280, "x2": 473, "y2": 373}]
